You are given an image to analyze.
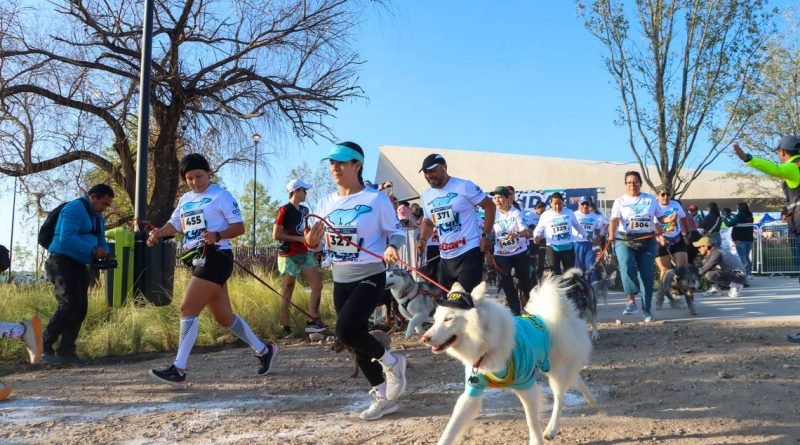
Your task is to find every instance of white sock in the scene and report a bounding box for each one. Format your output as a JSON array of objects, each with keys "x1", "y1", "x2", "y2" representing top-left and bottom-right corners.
[
  {"x1": 173, "y1": 316, "x2": 198, "y2": 370},
  {"x1": 373, "y1": 382, "x2": 387, "y2": 397},
  {"x1": 228, "y1": 315, "x2": 267, "y2": 354},
  {"x1": 0, "y1": 322, "x2": 24, "y2": 339},
  {"x1": 379, "y1": 349, "x2": 397, "y2": 366}
]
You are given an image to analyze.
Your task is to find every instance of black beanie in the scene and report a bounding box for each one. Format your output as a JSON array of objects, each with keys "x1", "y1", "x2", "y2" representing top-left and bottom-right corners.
[{"x1": 180, "y1": 153, "x2": 211, "y2": 179}]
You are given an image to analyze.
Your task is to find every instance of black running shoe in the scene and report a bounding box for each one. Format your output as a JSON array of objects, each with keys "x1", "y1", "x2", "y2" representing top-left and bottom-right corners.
[
  {"x1": 257, "y1": 343, "x2": 279, "y2": 375},
  {"x1": 149, "y1": 364, "x2": 187, "y2": 388},
  {"x1": 279, "y1": 327, "x2": 294, "y2": 340},
  {"x1": 304, "y1": 319, "x2": 326, "y2": 334}
]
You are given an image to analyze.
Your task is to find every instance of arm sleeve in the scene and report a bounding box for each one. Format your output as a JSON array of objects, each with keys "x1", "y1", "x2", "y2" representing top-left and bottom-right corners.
[
  {"x1": 513, "y1": 212, "x2": 527, "y2": 233},
  {"x1": 380, "y1": 194, "x2": 406, "y2": 243},
  {"x1": 698, "y1": 250, "x2": 722, "y2": 276},
  {"x1": 57, "y1": 201, "x2": 96, "y2": 260},
  {"x1": 570, "y1": 212, "x2": 588, "y2": 238},
  {"x1": 99, "y1": 218, "x2": 109, "y2": 252},
  {"x1": 532, "y1": 213, "x2": 547, "y2": 238},
  {"x1": 167, "y1": 199, "x2": 183, "y2": 233},
  {"x1": 463, "y1": 180, "x2": 488, "y2": 206},
  {"x1": 220, "y1": 191, "x2": 244, "y2": 224},
  {"x1": 275, "y1": 206, "x2": 287, "y2": 228},
  {"x1": 747, "y1": 156, "x2": 800, "y2": 188},
  {"x1": 610, "y1": 199, "x2": 622, "y2": 220}
]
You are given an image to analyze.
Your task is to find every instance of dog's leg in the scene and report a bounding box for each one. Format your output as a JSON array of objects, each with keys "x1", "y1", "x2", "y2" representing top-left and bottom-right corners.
[
  {"x1": 514, "y1": 386, "x2": 544, "y2": 445},
  {"x1": 437, "y1": 393, "x2": 482, "y2": 445},
  {"x1": 544, "y1": 370, "x2": 567, "y2": 440},
  {"x1": 406, "y1": 313, "x2": 428, "y2": 339},
  {"x1": 574, "y1": 375, "x2": 597, "y2": 407},
  {"x1": 685, "y1": 294, "x2": 697, "y2": 316},
  {"x1": 588, "y1": 314, "x2": 599, "y2": 341}
]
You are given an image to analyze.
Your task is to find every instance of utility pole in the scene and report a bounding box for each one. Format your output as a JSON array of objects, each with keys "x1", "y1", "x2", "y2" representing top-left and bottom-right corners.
[{"x1": 252, "y1": 133, "x2": 261, "y2": 256}]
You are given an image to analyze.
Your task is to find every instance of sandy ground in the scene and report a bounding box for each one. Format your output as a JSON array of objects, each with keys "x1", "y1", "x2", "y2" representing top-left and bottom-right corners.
[{"x1": 1, "y1": 313, "x2": 799, "y2": 445}]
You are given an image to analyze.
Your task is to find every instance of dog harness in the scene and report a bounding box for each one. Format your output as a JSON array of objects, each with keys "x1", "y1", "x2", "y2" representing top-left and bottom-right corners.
[{"x1": 465, "y1": 315, "x2": 550, "y2": 397}]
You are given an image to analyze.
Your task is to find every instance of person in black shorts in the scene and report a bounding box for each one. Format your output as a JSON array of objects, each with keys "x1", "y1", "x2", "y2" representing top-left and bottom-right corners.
[{"x1": 146, "y1": 153, "x2": 277, "y2": 387}]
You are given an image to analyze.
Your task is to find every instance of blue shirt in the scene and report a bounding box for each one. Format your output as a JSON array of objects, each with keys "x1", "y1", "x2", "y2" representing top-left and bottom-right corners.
[
  {"x1": 465, "y1": 315, "x2": 550, "y2": 397},
  {"x1": 48, "y1": 196, "x2": 109, "y2": 264}
]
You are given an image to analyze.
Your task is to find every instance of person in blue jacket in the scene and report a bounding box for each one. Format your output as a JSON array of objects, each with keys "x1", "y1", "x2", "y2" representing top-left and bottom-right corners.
[{"x1": 43, "y1": 184, "x2": 114, "y2": 365}]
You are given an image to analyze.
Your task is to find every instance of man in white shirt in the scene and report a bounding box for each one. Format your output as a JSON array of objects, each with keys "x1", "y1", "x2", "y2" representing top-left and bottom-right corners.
[{"x1": 415, "y1": 154, "x2": 496, "y2": 292}]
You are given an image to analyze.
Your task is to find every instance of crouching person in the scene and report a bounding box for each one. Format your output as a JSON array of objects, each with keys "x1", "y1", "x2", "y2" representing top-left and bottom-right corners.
[{"x1": 693, "y1": 236, "x2": 745, "y2": 298}]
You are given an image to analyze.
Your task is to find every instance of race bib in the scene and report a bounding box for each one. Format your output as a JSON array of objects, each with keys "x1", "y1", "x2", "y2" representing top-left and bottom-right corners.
[
  {"x1": 432, "y1": 206, "x2": 455, "y2": 226},
  {"x1": 181, "y1": 211, "x2": 206, "y2": 232},
  {"x1": 580, "y1": 222, "x2": 594, "y2": 233},
  {"x1": 498, "y1": 236, "x2": 519, "y2": 249},
  {"x1": 325, "y1": 226, "x2": 358, "y2": 254},
  {"x1": 629, "y1": 217, "x2": 652, "y2": 232},
  {"x1": 551, "y1": 223, "x2": 569, "y2": 236}
]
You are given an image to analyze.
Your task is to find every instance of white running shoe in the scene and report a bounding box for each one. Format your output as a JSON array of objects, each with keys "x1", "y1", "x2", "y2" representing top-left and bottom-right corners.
[
  {"x1": 705, "y1": 285, "x2": 720, "y2": 297},
  {"x1": 378, "y1": 352, "x2": 407, "y2": 400},
  {"x1": 728, "y1": 283, "x2": 743, "y2": 298},
  {"x1": 21, "y1": 315, "x2": 43, "y2": 365},
  {"x1": 360, "y1": 388, "x2": 399, "y2": 420}
]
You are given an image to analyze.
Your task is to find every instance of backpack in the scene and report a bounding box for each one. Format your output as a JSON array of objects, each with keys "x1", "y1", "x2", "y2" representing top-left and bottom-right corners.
[
  {"x1": 38, "y1": 199, "x2": 96, "y2": 250},
  {"x1": 0, "y1": 245, "x2": 9, "y2": 273}
]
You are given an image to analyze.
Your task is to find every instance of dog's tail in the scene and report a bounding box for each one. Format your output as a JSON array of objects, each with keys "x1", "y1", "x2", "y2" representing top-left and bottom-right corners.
[
  {"x1": 525, "y1": 275, "x2": 593, "y2": 372},
  {"x1": 562, "y1": 267, "x2": 584, "y2": 282}
]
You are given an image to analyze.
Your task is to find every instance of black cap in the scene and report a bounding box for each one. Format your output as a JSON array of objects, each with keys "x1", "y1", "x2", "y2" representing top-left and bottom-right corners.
[
  {"x1": 489, "y1": 186, "x2": 512, "y2": 197},
  {"x1": 778, "y1": 136, "x2": 800, "y2": 153},
  {"x1": 419, "y1": 153, "x2": 446, "y2": 173},
  {"x1": 433, "y1": 282, "x2": 476, "y2": 309}
]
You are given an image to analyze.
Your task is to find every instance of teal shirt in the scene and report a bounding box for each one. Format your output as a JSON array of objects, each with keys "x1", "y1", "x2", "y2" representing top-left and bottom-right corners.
[{"x1": 465, "y1": 315, "x2": 550, "y2": 397}]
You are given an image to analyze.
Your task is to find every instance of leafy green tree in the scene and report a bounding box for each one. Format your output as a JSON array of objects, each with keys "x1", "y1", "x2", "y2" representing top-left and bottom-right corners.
[
  {"x1": 577, "y1": 0, "x2": 775, "y2": 197},
  {"x1": 235, "y1": 181, "x2": 281, "y2": 247}
]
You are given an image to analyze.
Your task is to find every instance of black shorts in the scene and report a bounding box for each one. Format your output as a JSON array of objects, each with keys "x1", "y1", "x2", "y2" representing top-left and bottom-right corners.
[
  {"x1": 438, "y1": 247, "x2": 484, "y2": 293},
  {"x1": 657, "y1": 235, "x2": 687, "y2": 258},
  {"x1": 192, "y1": 247, "x2": 234, "y2": 286}
]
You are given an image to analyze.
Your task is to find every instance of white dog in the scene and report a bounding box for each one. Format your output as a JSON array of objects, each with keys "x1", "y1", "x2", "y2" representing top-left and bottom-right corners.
[
  {"x1": 422, "y1": 278, "x2": 596, "y2": 445},
  {"x1": 385, "y1": 269, "x2": 441, "y2": 339}
]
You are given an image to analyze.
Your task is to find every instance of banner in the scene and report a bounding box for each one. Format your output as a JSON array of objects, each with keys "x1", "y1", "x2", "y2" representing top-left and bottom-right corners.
[{"x1": 516, "y1": 188, "x2": 598, "y2": 211}]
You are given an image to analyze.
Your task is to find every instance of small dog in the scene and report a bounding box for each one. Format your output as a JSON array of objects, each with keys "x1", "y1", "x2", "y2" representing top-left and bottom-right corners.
[
  {"x1": 385, "y1": 268, "x2": 442, "y2": 339},
  {"x1": 422, "y1": 279, "x2": 596, "y2": 444},
  {"x1": 332, "y1": 330, "x2": 392, "y2": 378},
  {"x1": 591, "y1": 270, "x2": 617, "y2": 309},
  {"x1": 563, "y1": 268, "x2": 600, "y2": 341},
  {"x1": 656, "y1": 266, "x2": 700, "y2": 316}
]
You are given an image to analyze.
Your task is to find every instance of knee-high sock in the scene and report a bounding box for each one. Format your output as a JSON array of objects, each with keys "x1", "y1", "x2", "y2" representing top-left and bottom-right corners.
[
  {"x1": 0, "y1": 322, "x2": 24, "y2": 339},
  {"x1": 174, "y1": 316, "x2": 198, "y2": 369},
  {"x1": 228, "y1": 315, "x2": 267, "y2": 354}
]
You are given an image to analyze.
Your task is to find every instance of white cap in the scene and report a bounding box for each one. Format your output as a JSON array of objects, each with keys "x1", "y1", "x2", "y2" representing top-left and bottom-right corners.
[{"x1": 286, "y1": 178, "x2": 313, "y2": 193}]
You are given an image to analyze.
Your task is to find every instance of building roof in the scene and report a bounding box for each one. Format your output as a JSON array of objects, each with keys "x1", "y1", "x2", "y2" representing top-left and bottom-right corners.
[{"x1": 375, "y1": 145, "x2": 763, "y2": 203}]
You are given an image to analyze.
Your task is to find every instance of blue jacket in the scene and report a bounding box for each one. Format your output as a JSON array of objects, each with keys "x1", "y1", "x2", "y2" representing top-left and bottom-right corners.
[{"x1": 48, "y1": 196, "x2": 109, "y2": 265}]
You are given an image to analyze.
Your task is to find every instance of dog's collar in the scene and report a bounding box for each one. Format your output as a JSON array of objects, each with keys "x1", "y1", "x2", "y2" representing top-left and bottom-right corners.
[{"x1": 398, "y1": 279, "x2": 419, "y2": 302}]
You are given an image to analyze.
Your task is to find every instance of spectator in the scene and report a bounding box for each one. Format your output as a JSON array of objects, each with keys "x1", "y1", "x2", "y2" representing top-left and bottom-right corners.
[
  {"x1": 43, "y1": 184, "x2": 114, "y2": 365},
  {"x1": 699, "y1": 202, "x2": 723, "y2": 245},
  {"x1": 694, "y1": 236, "x2": 745, "y2": 298},
  {"x1": 724, "y1": 202, "x2": 754, "y2": 278}
]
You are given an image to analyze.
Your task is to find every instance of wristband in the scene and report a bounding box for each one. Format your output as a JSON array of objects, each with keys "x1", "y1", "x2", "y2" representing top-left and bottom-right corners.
[
  {"x1": 305, "y1": 240, "x2": 320, "y2": 249},
  {"x1": 744, "y1": 153, "x2": 752, "y2": 162}
]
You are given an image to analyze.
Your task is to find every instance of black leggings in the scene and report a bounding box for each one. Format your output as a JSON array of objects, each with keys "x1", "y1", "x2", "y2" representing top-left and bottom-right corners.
[
  {"x1": 493, "y1": 252, "x2": 531, "y2": 315},
  {"x1": 546, "y1": 246, "x2": 575, "y2": 275},
  {"x1": 333, "y1": 271, "x2": 387, "y2": 386}
]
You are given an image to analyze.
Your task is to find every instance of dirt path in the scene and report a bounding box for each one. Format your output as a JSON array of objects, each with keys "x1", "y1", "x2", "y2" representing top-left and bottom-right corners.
[{"x1": 1, "y1": 320, "x2": 799, "y2": 444}]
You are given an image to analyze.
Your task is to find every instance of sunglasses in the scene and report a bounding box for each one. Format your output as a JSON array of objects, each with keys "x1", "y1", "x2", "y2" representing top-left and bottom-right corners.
[
  {"x1": 625, "y1": 181, "x2": 641, "y2": 185},
  {"x1": 659, "y1": 192, "x2": 670, "y2": 197}
]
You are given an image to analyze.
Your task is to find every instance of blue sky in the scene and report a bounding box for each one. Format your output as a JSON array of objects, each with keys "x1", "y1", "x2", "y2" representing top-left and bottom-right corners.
[{"x1": 0, "y1": 0, "x2": 788, "y2": 266}]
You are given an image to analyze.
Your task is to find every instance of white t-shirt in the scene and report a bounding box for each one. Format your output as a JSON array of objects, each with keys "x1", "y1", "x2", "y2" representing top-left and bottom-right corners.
[
  {"x1": 168, "y1": 184, "x2": 243, "y2": 252},
  {"x1": 611, "y1": 193, "x2": 664, "y2": 235},
  {"x1": 493, "y1": 207, "x2": 529, "y2": 256},
  {"x1": 595, "y1": 211, "x2": 609, "y2": 235},
  {"x1": 532, "y1": 209, "x2": 586, "y2": 248},
  {"x1": 658, "y1": 200, "x2": 686, "y2": 239},
  {"x1": 422, "y1": 177, "x2": 488, "y2": 259},
  {"x1": 573, "y1": 210, "x2": 601, "y2": 242},
  {"x1": 522, "y1": 210, "x2": 539, "y2": 228},
  {"x1": 314, "y1": 187, "x2": 404, "y2": 267}
]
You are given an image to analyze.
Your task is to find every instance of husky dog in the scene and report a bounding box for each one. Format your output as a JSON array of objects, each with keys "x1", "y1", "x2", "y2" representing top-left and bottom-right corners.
[
  {"x1": 422, "y1": 279, "x2": 596, "y2": 444},
  {"x1": 332, "y1": 329, "x2": 392, "y2": 378},
  {"x1": 591, "y1": 270, "x2": 617, "y2": 310},
  {"x1": 656, "y1": 265, "x2": 700, "y2": 315},
  {"x1": 562, "y1": 268, "x2": 600, "y2": 340},
  {"x1": 385, "y1": 269, "x2": 442, "y2": 339}
]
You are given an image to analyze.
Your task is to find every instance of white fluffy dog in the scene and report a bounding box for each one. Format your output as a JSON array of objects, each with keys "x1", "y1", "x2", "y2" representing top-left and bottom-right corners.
[
  {"x1": 422, "y1": 278, "x2": 596, "y2": 445},
  {"x1": 385, "y1": 269, "x2": 441, "y2": 339}
]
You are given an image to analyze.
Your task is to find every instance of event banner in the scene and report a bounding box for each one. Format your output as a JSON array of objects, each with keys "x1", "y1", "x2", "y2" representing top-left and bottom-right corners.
[{"x1": 515, "y1": 188, "x2": 599, "y2": 211}]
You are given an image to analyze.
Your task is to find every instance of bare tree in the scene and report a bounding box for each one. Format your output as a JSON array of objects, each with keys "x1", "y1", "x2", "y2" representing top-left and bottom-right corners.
[
  {"x1": 577, "y1": 0, "x2": 775, "y2": 197},
  {"x1": 0, "y1": 0, "x2": 367, "y2": 224}
]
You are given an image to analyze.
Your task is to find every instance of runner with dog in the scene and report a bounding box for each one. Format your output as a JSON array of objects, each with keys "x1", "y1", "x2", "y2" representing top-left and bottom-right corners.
[
  {"x1": 304, "y1": 141, "x2": 408, "y2": 421},
  {"x1": 653, "y1": 184, "x2": 691, "y2": 276},
  {"x1": 488, "y1": 186, "x2": 531, "y2": 315},
  {"x1": 146, "y1": 153, "x2": 278, "y2": 387},
  {"x1": 415, "y1": 153, "x2": 496, "y2": 293}
]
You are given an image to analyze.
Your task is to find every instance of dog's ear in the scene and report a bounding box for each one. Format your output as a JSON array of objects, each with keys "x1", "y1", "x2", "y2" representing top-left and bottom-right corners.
[{"x1": 471, "y1": 282, "x2": 488, "y2": 306}]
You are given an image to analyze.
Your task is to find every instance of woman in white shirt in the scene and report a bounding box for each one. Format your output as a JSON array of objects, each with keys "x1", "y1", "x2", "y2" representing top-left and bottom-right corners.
[
  {"x1": 608, "y1": 171, "x2": 677, "y2": 322},
  {"x1": 654, "y1": 184, "x2": 691, "y2": 276},
  {"x1": 304, "y1": 142, "x2": 408, "y2": 421},
  {"x1": 488, "y1": 186, "x2": 532, "y2": 315},
  {"x1": 533, "y1": 192, "x2": 587, "y2": 275},
  {"x1": 146, "y1": 154, "x2": 277, "y2": 388}
]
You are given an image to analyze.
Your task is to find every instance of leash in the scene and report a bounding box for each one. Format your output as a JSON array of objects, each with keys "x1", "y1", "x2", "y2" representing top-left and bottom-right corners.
[
  {"x1": 231, "y1": 257, "x2": 317, "y2": 321},
  {"x1": 305, "y1": 214, "x2": 450, "y2": 293}
]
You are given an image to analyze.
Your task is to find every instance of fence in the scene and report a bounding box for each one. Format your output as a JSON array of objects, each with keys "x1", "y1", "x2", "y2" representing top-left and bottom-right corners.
[{"x1": 752, "y1": 222, "x2": 798, "y2": 275}]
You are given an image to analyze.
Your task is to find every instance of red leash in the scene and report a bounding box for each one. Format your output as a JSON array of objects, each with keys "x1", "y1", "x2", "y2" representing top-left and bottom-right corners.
[{"x1": 305, "y1": 214, "x2": 450, "y2": 293}]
